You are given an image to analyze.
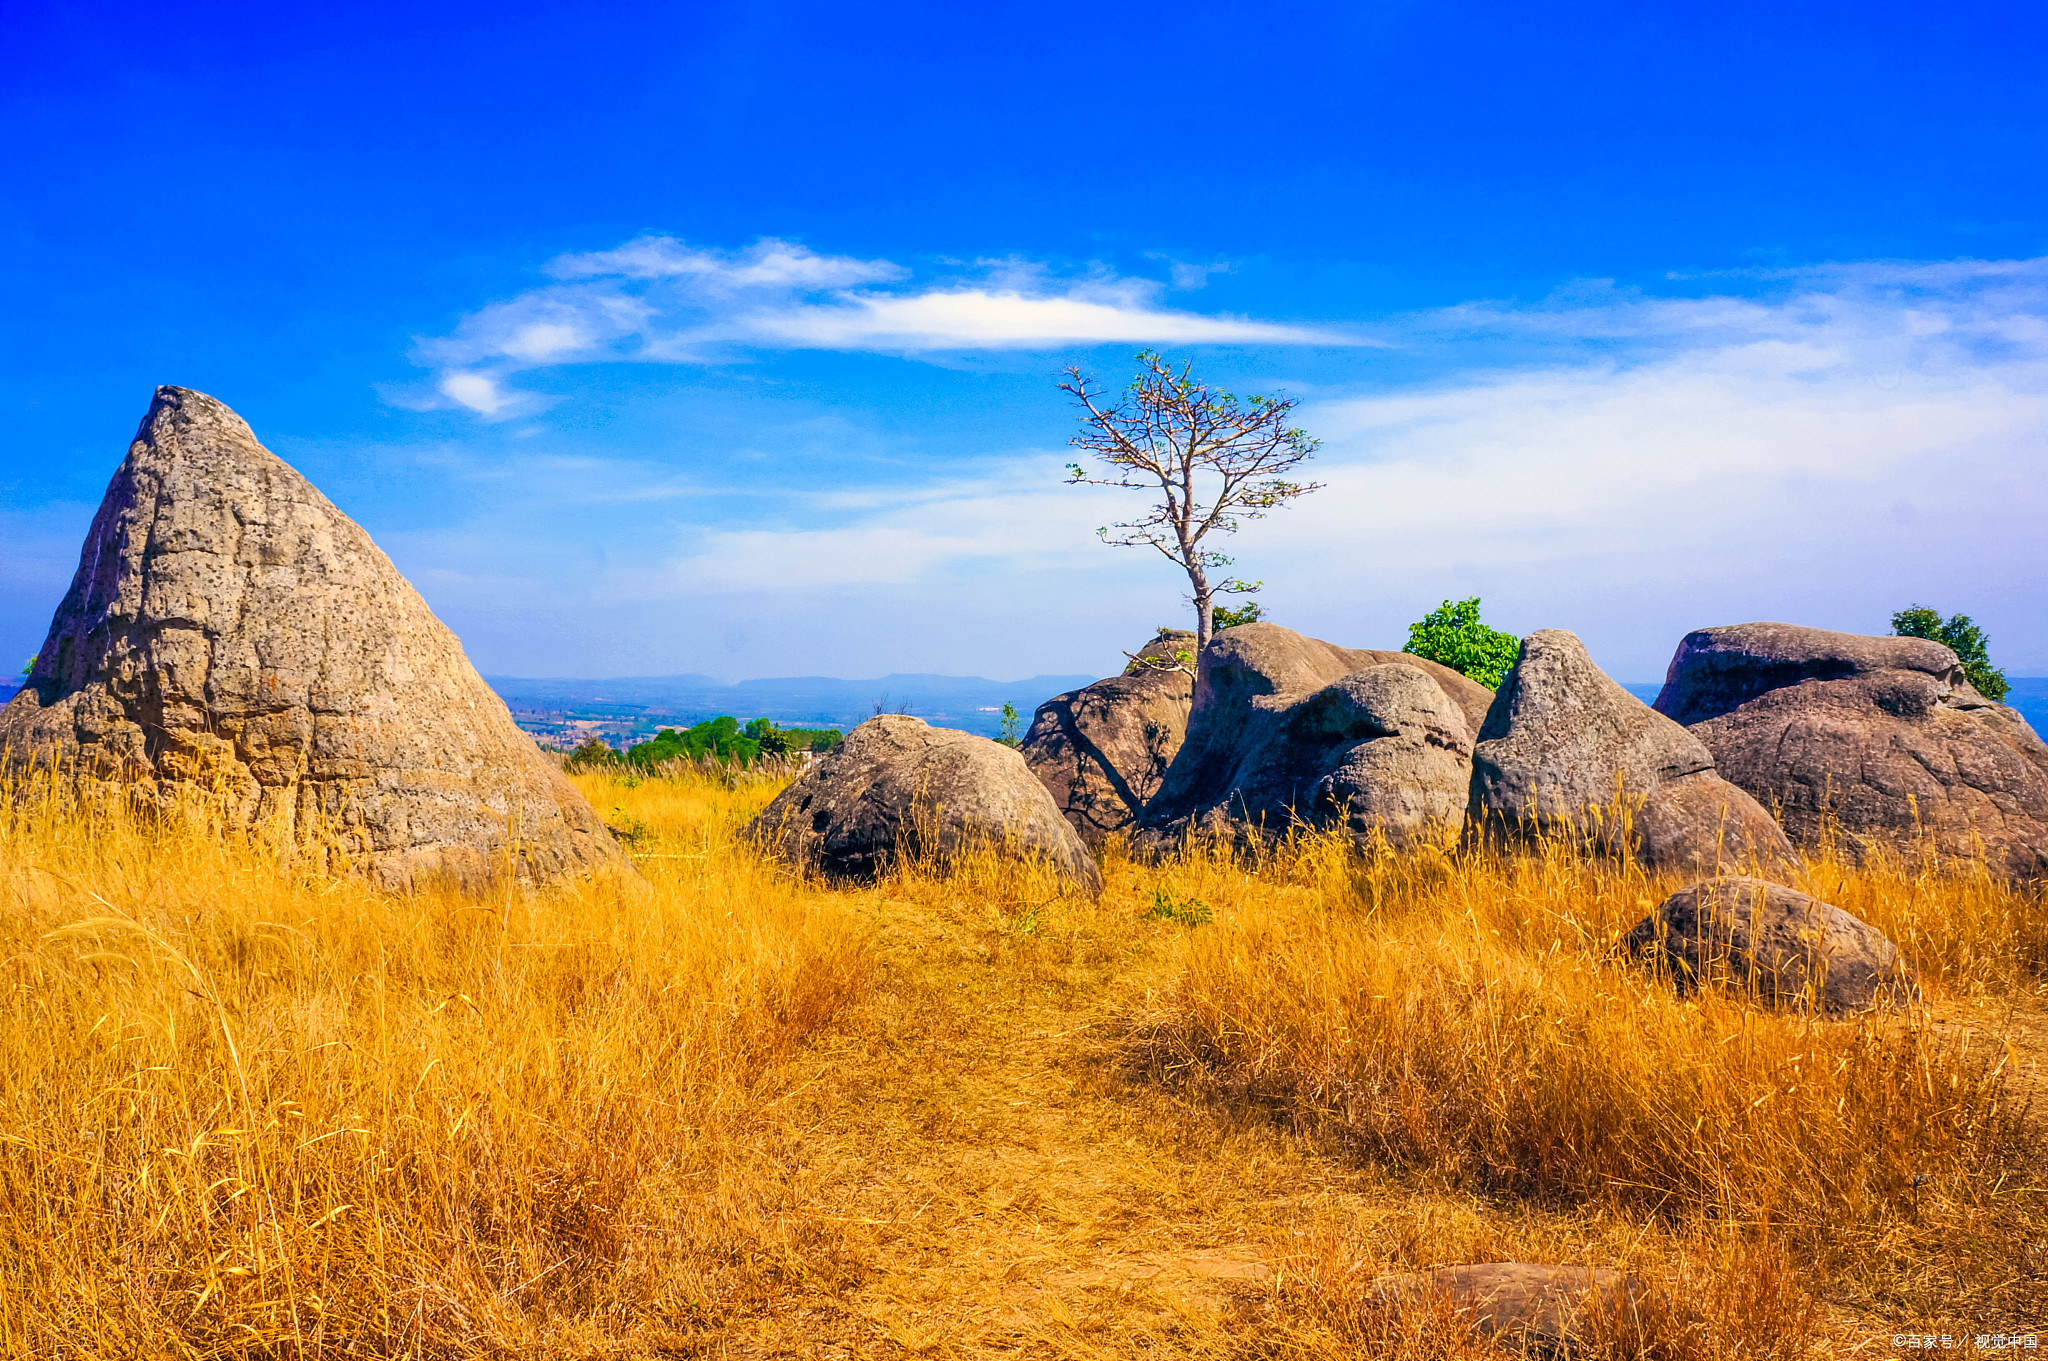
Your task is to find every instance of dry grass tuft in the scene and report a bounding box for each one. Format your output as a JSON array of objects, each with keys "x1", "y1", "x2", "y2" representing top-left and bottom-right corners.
[{"x1": 1127, "y1": 823, "x2": 2047, "y2": 1341}]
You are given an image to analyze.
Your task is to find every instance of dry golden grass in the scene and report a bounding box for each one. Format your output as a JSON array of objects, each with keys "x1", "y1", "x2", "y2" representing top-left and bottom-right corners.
[
  {"x1": 0, "y1": 764, "x2": 2041, "y2": 1357},
  {"x1": 0, "y1": 766, "x2": 867, "y2": 1356}
]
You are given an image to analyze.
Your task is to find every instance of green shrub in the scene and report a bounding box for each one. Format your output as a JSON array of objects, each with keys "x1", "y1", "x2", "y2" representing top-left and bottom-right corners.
[
  {"x1": 630, "y1": 716, "x2": 760, "y2": 767},
  {"x1": 1211, "y1": 600, "x2": 1265, "y2": 629},
  {"x1": 1892, "y1": 605, "x2": 2009, "y2": 701},
  {"x1": 1402, "y1": 597, "x2": 1520, "y2": 689}
]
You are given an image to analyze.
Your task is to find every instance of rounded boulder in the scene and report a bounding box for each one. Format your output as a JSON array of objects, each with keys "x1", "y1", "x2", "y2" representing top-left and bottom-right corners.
[{"x1": 747, "y1": 714, "x2": 1101, "y2": 891}]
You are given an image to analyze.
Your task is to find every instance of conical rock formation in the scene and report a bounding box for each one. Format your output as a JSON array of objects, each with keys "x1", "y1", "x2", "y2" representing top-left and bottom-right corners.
[{"x1": 0, "y1": 387, "x2": 625, "y2": 891}]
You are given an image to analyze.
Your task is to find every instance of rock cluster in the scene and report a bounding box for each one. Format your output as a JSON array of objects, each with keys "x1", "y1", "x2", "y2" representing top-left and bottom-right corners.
[
  {"x1": 0, "y1": 387, "x2": 624, "y2": 891},
  {"x1": 747, "y1": 714, "x2": 1100, "y2": 890},
  {"x1": 1468, "y1": 630, "x2": 1794, "y2": 875},
  {"x1": 1131, "y1": 623, "x2": 1494, "y2": 851},
  {"x1": 1655, "y1": 623, "x2": 2048, "y2": 878},
  {"x1": 31, "y1": 391, "x2": 2042, "y2": 906},
  {"x1": 1021, "y1": 630, "x2": 1194, "y2": 845}
]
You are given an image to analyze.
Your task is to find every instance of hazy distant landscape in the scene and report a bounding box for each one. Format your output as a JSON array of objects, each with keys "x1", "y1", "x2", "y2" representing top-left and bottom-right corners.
[
  {"x1": 5, "y1": 673, "x2": 2044, "y2": 745},
  {"x1": 483, "y1": 670, "x2": 1098, "y2": 746}
]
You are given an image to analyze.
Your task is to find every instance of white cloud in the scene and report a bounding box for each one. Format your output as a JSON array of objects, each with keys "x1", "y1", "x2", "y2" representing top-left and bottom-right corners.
[
  {"x1": 547, "y1": 235, "x2": 906, "y2": 289},
  {"x1": 1145, "y1": 253, "x2": 1236, "y2": 290},
  {"x1": 648, "y1": 467, "x2": 1129, "y2": 594},
  {"x1": 408, "y1": 235, "x2": 1354, "y2": 415},
  {"x1": 437, "y1": 371, "x2": 517, "y2": 416},
  {"x1": 738, "y1": 286, "x2": 1329, "y2": 349},
  {"x1": 534, "y1": 257, "x2": 2048, "y2": 676}
]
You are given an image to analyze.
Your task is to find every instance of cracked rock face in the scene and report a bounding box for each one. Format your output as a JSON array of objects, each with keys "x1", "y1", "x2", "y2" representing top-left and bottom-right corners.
[
  {"x1": 1469, "y1": 630, "x2": 1795, "y2": 875},
  {"x1": 747, "y1": 714, "x2": 1101, "y2": 891},
  {"x1": 1654, "y1": 623, "x2": 2048, "y2": 879},
  {"x1": 0, "y1": 386, "x2": 625, "y2": 891},
  {"x1": 1021, "y1": 630, "x2": 1195, "y2": 845},
  {"x1": 1132, "y1": 622, "x2": 1495, "y2": 852}
]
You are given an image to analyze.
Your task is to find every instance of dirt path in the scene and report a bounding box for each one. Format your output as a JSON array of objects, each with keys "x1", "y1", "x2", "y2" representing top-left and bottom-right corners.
[{"x1": 717, "y1": 889, "x2": 1352, "y2": 1358}]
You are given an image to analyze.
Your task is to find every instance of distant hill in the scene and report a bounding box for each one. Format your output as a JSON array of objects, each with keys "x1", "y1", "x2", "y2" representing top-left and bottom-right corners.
[{"x1": 483, "y1": 671, "x2": 1100, "y2": 744}]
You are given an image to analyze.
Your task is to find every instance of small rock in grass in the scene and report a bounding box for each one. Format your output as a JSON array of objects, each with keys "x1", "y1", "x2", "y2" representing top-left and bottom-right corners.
[
  {"x1": 1370, "y1": 1262, "x2": 1651, "y2": 1356},
  {"x1": 747, "y1": 714, "x2": 1101, "y2": 891},
  {"x1": 1627, "y1": 874, "x2": 1917, "y2": 1013}
]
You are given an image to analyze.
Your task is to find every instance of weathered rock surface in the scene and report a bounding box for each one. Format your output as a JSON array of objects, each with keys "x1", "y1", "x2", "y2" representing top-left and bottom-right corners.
[
  {"x1": 1371, "y1": 1263, "x2": 1650, "y2": 1356},
  {"x1": 1469, "y1": 630, "x2": 1795, "y2": 874},
  {"x1": 1133, "y1": 622, "x2": 1494, "y2": 851},
  {"x1": 1626, "y1": 875, "x2": 1915, "y2": 1012},
  {"x1": 1022, "y1": 630, "x2": 1195, "y2": 844},
  {"x1": 747, "y1": 714, "x2": 1101, "y2": 890},
  {"x1": 1655, "y1": 623, "x2": 2048, "y2": 879},
  {"x1": 0, "y1": 386, "x2": 624, "y2": 891}
]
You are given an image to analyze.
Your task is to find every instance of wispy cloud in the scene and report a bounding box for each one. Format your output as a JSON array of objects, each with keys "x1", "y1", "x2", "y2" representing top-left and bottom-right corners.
[{"x1": 409, "y1": 237, "x2": 1354, "y2": 417}]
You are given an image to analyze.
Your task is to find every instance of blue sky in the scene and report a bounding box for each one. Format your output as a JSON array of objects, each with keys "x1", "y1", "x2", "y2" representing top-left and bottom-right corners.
[{"x1": 3, "y1": 0, "x2": 2044, "y2": 684}]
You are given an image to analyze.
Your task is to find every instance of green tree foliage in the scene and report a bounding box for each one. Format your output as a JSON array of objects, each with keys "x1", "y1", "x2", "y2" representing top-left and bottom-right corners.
[
  {"x1": 1403, "y1": 597, "x2": 1521, "y2": 689},
  {"x1": 563, "y1": 737, "x2": 617, "y2": 772},
  {"x1": 564, "y1": 719, "x2": 841, "y2": 773},
  {"x1": 1211, "y1": 600, "x2": 1265, "y2": 629},
  {"x1": 1892, "y1": 605, "x2": 2009, "y2": 701},
  {"x1": 996, "y1": 702, "x2": 1022, "y2": 748},
  {"x1": 20, "y1": 654, "x2": 34, "y2": 677},
  {"x1": 630, "y1": 716, "x2": 760, "y2": 767},
  {"x1": 743, "y1": 717, "x2": 843, "y2": 757}
]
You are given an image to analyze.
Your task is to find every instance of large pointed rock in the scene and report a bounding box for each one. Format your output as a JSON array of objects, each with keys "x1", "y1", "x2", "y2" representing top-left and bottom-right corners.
[
  {"x1": 1655, "y1": 623, "x2": 2048, "y2": 879},
  {"x1": 1133, "y1": 622, "x2": 1495, "y2": 852},
  {"x1": 0, "y1": 387, "x2": 625, "y2": 891},
  {"x1": 1468, "y1": 630, "x2": 1795, "y2": 875},
  {"x1": 1022, "y1": 629, "x2": 1195, "y2": 845}
]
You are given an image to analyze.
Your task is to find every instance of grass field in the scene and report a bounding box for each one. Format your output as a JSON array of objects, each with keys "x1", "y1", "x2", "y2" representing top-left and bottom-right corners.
[{"x1": 0, "y1": 763, "x2": 2041, "y2": 1357}]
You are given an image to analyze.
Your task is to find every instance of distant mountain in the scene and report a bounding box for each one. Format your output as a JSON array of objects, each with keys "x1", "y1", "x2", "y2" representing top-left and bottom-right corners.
[{"x1": 484, "y1": 671, "x2": 1100, "y2": 742}]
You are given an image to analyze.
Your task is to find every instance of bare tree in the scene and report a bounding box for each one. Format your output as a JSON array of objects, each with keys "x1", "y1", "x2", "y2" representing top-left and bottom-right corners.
[{"x1": 1062, "y1": 350, "x2": 1321, "y2": 654}]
